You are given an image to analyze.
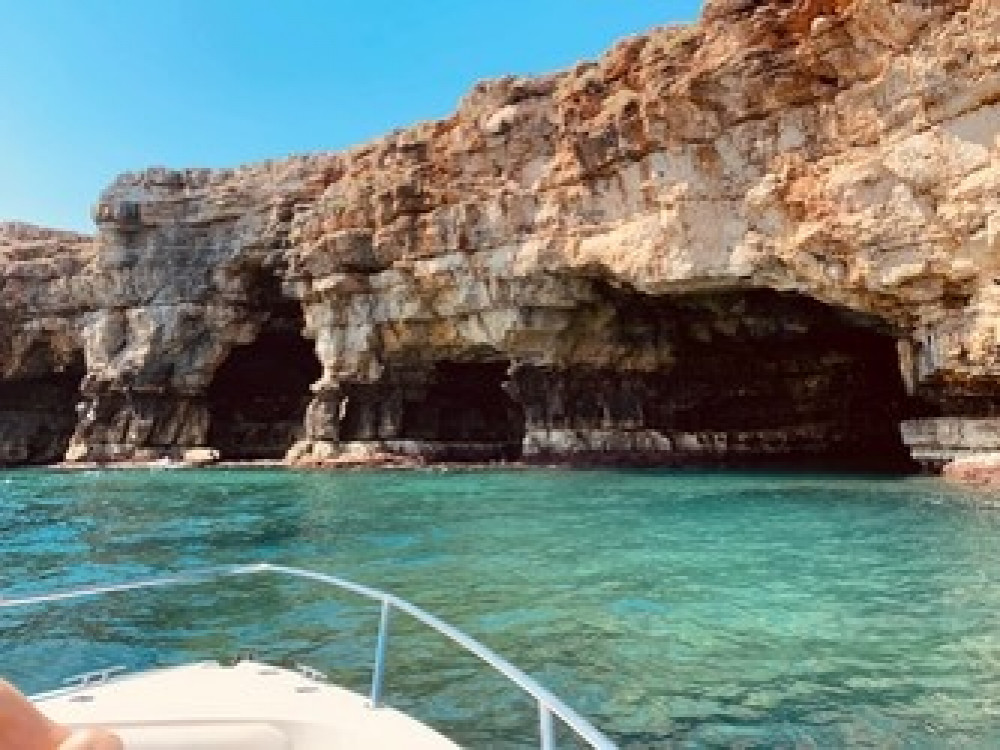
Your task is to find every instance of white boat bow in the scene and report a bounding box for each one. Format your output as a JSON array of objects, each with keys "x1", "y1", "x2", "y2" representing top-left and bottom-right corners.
[
  {"x1": 36, "y1": 660, "x2": 458, "y2": 749},
  {"x1": 2, "y1": 563, "x2": 617, "y2": 750}
]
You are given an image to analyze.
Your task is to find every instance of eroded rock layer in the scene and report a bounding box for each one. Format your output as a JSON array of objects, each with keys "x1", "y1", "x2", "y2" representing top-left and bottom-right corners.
[
  {"x1": 0, "y1": 223, "x2": 92, "y2": 465},
  {"x1": 4, "y1": 0, "x2": 1000, "y2": 469}
]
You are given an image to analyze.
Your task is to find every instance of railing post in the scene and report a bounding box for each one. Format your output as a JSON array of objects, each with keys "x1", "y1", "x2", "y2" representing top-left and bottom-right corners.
[
  {"x1": 539, "y1": 701, "x2": 556, "y2": 750},
  {"x1": 369, "y1": 598, "x2": 392, "y2": 708},
  {"x1": 10, "y1": 564, "x2": 616, "y2": 749}
]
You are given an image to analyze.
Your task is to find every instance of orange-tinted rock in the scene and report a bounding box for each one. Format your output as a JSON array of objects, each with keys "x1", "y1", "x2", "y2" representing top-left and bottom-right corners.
[
  {"x1": 2, "y1": 0, "x2": 1000, "y2": 468},
  {"x1": 943, "y1": 453, "x2": 1000, "y2": 486}
]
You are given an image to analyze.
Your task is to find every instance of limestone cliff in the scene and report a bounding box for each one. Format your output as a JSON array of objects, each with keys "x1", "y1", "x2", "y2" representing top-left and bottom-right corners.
[
  {"x1": 0, "y1": 223, "x2": 93, "y2": 464},
  {"x1": 3, "y1": 0, "x2": 1000, "y2": 469}
]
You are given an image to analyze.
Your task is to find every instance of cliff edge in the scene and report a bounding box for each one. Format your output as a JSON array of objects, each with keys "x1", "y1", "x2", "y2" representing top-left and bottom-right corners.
[{"x1": 3, "y1": 0, "x2": 999, "y2": 470}]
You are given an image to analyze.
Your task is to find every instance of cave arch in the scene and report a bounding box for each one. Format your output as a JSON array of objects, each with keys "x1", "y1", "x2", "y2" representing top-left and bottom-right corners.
[
  {"x1": 0, "y1": 350, "x2": 85, "y2": 466},
  {"x1": 510, "y1": 285, "x2": 916, "y2": 471},
  {"x1": 326, "y1": 286, "x2": 914, "y2": 471},
  {"x1": 412, "y1": 360, "x2": 525, "y2": 461},
  {"x1": 339, "y1": 358, "x2": 526, "y2": 462},
  {"x1": 207, "y1": 280, "x2": 321, "y2": 460}
]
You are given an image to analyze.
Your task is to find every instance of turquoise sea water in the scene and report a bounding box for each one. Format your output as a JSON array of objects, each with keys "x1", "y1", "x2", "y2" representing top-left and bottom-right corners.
[{"x1": 2, "y1": 469, "x2": 1000, "y2": 748}]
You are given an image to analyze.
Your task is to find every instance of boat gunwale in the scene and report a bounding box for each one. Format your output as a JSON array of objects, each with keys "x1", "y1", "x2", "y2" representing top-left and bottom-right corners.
[{"x1": 1, "y1": 562, "x2": 617, "y2": 750}]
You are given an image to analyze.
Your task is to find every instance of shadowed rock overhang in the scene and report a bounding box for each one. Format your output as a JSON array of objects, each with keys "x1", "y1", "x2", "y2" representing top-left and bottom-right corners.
[{"x1": 2, "y1": 0, "x2": 999, "y2": 470}]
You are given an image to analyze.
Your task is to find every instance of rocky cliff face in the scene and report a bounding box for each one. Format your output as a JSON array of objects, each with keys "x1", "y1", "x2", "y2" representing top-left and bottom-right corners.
[
  {"x1": 3, "y1": 0, "x2": 1000, "y2": 470},
  {"x1": 0, "y1": 223, "x2": 93, "y2": 465}
]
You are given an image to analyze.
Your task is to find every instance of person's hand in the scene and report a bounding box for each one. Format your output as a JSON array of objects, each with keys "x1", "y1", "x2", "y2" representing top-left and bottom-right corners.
[
  {"x1": 56, "y1": 728, "x2": 122, "y2": 750},
  {"x1": 0, "y1": 679, "x2": 122, "y2": 750}
]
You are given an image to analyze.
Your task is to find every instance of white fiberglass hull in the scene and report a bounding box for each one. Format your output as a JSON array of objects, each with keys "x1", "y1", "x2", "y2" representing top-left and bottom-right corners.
[{"x1": 35, "y1": 661, "x2": 460, "y2": 750}]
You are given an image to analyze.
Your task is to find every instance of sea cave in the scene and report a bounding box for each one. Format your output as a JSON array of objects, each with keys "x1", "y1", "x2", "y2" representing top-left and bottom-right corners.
[
  {"x1": 0, "y1": 352, "x2": 85, "y2": 466},
  {"x1": 207, "y1": 279, "x2": 321, "y2": 460}
]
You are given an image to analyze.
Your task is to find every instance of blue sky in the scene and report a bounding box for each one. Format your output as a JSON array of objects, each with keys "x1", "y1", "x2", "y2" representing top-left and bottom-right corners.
[{"x1": 1, "y1": 1, "x2": 701, "y2": 232}]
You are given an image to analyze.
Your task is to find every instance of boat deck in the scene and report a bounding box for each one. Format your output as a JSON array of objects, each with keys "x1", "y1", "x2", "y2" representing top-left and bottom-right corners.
[{"x1": 37, "y1": 661, "x2": 459, "y2": 750}]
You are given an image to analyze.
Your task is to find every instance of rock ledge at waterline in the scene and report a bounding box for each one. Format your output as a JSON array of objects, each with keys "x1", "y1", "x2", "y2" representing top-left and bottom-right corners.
[{"x1": 3, "y1": 0, "x2": 1000, "y2": 475}]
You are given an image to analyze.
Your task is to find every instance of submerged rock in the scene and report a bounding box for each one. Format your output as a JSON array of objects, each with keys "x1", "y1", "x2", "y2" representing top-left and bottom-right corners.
[{"x1": 3, "y1": 0, "x2": 1000, "y2": 472}]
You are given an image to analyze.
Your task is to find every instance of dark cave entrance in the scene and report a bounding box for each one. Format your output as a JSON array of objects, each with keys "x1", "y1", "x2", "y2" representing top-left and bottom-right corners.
[
  {"x1": 340, "y1": 359, "x2": 526, "y2": 462},
  {"x1": 0, "y1": 353, "x2": 85, "y2": 466},
  {"x1": 418, "y1": 360, "x2": 525, "y2": 461},
  {"x1": 658, "y1": 301, "x2": 913, "y2": 471},
  {"x1": 516, "y1": 285, "x2": 915, "y2": 471},
  {"x1": 207, "y1": 281, "x2": 321, "y2": 460}
]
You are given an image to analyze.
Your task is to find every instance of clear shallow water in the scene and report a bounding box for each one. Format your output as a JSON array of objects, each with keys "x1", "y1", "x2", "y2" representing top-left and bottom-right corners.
[{"x1": 3, "y1": 469, "x2": 1000, "y2": 748}]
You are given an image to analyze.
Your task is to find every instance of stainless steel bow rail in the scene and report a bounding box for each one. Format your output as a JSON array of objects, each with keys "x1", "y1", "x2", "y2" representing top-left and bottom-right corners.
[{"x1": 0, "y1": 562, "x2": 617, "y2": 750}]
